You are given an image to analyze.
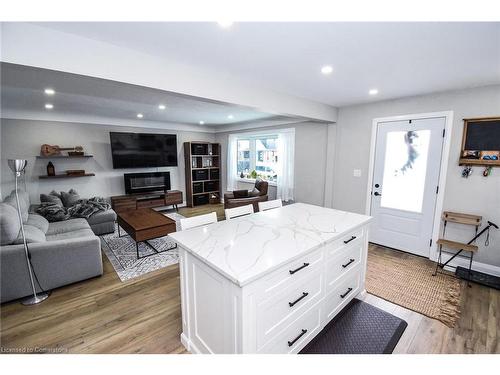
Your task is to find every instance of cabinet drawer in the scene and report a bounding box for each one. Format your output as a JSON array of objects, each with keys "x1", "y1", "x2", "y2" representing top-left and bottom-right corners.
[
  {"x1": 258, "y1": 304, "x2": 322, "y2": 354},
  {"x1": 325, "y1": 227, "x2": 364, "y2": 258},
  {"x1": 325, "y1": 242, "x2": 363, "y2": 291},
  {"x1": 256, "y1": 272, "x2": 324, "y2": 349},
  {"x1": 256, "y1": 249, "x2": 324, "y2": 300},
  {"x1": 136, "y1": 199, "x2": 164, "y2": 208},
  {"x1": 323, "y1": 264, "x2": 361, "y2": 322}
]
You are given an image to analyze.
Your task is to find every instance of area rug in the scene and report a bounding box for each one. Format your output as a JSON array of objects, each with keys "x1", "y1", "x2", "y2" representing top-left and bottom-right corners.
[
  {"x1": 300, "y1": 299, "x2": 407, "y2": 354},
  {"x1": 366, "y1": 245, "x2": 461, "y2": 327},
  {"x1": 100, "y1": 212, "x2": 185, "y2": 282}
]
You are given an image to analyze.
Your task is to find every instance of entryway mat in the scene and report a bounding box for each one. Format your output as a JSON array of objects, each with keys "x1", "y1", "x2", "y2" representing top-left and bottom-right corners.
[
  {"x1": 300, "y1": 299, "x2": 407, "y2": 354},
  {"x1": 456, "y1": 267, "x2": 500, "y2": 290}
]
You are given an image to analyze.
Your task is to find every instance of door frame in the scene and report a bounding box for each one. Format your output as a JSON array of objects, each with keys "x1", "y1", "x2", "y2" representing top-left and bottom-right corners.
[{"x1": 364, "y1": 111, "x2": 454, "y2": 260}]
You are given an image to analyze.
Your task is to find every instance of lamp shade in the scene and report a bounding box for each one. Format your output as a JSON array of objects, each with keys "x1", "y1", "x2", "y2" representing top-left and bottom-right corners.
[{"x1": 8, "y1": 159, "x2": 28, "y2": 174}]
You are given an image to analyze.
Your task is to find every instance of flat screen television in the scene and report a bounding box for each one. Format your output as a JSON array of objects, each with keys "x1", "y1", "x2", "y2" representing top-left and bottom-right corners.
[{"x1": 110, "y1": 132, "x2": 178, "y2": 169}]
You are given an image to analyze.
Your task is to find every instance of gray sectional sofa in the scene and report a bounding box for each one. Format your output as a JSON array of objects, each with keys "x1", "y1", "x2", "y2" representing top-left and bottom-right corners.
[{"x1": 0, "y1": 189, "x2": 115, "y2": 303}]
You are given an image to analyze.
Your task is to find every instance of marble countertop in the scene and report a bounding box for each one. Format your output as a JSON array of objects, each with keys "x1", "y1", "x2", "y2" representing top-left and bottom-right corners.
[{"x1": 169, "y1": 203, "x2": 372, "y2": 287}]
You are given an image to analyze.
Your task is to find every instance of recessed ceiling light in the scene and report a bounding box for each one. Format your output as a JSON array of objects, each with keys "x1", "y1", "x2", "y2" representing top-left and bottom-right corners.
[
  {"x1": 44, "y1": 103, "x2": 53, "y2": 109},
  {"x1": 217, "y1": 21, "x2": 233, "y2": 28},
  {"x1": 137, "y1": 113, "x2": 143, "y2": 118},
  {"x1": 44, "y1": 88, "x2": 55, "y2": 95},
  {"x1": 227, "y1": 114, "x2": 234, "y2": 120},
  {"x1": 369, "y1": 89, "x2": 379, "y2": 95},
  {"x1": 199, "y1": 121, "x2": 205, "y2": 125},
  {"x1": 321, "y1": 65, "x2": 333, "y2": 75},
  {"x1": 158, "y1": 104, "x2": 166, "y2": 110}
]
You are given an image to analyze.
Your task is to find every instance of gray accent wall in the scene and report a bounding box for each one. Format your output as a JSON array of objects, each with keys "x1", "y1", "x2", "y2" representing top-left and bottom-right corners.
[
  {"x1": 215, "y1": 121, "x2": 331, "y2": 206},
  {"x1": 0, "y1": 119, "x2": 215, "y2": 203},
  {"x1": 330, "y1": 85, "x2": 500, "y2": 267}
]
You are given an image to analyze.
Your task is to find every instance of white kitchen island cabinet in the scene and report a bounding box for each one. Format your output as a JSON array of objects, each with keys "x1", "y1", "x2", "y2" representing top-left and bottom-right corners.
[{"x1": 168, "y1": 203, "x2": 372, "y2": 354}]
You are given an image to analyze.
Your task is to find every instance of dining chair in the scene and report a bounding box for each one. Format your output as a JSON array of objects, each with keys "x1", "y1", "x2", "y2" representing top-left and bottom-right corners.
[
  {"x1": 179, "y1": 212, "x2": 218, "y2": 231},
  {"x1": 258, "y1": 199, "x2": 283, "y2": 212},
  {"x1": 225, "y1": 204, "x2": 254, "y2": 220}
]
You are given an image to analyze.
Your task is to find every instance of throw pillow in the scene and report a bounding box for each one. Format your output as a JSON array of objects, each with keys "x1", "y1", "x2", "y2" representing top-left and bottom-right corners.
[
  {"x1": 40, "y1": 191, "x2": 64, "y2": 207},
  {"x1": 0, "y1": 203, "x2": 21, "y2": 245},
  {"x1": 233, "y1": 190, "x2": 249, "y2": 198},
  {"x1": 4, "y1": 191, "x2": 29, "y2": 223},
  {"x1": 60, "y1": 189, "x2": 81, "y2": 208},
  {"x1": 12, "y1": 224, "x2": 46, "y2": 244}
]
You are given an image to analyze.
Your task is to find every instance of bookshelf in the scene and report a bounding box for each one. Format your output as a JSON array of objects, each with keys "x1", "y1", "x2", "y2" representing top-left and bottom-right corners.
[{"x1": 184, "y1": 142, "x2": 221, "y2": 207}]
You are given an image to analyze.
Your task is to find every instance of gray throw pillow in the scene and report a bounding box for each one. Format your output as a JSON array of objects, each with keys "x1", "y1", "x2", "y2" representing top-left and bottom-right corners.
[
  {"x1": 60, "y1": 189, "x2": 81, "y2": 208},
  {"x1": 12, "y1": 224, "x2": 46, "y2": 244},
  {"x1": 40, "y1": 191, "x2": 64, "y2": 207},
  {"x1": 0, "y1": 203, "x2": 21, "y2": 245},
  {"x1": 4, "y1": 191, "x2": 29, "y2": 223},
  {"x1": 26, "y1": 214, "x2": 50, "y2": 234}
]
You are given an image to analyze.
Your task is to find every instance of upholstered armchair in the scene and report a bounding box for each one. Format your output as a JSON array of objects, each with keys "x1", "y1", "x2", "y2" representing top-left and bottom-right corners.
[{"x1": 224, "y1": 179, "x2": 269, "y2": 211}]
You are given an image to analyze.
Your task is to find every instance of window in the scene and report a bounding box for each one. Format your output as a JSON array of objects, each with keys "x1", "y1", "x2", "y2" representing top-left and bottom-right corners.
[{"x1": 236, "y1": 136, "x2": 278, "y2": 183}]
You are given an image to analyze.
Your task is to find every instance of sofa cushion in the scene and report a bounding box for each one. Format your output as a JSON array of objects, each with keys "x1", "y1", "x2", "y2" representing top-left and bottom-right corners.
[
  {"x1": 233, "y1": 189, "x2": 249, "y2": 198},
  {"x1": 4, "y1": 190, "x2": 29, "y2": 223},
  {"x1": 46, "y1": 228, "x2": 95, "y2": 242},
  {"x1": 26, "y1": 214, "x2": 50, "y2": 234},
  {"x1": 46, "y1": 218, "x2": 90, "y2": 236},
  {"x1": 40, "y1": 191, "x2": 64, "y2": 207},
  {"x1": 60, "y1": 189, "x2": 81, "y2": 208},
  {"x1": 0, "y1": 203, "x2": 21, "y2": 245},
  {"x1": 13, "y1": 224, "x2": 46, "y2": 244},
  {"x1": 86, "y1": 209, "x2": 117, "y2": 225}
]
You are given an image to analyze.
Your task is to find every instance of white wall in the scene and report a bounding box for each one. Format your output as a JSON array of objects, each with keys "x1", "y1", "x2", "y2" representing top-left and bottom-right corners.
[
  {"x1": 330, "y1": 85, "x2": 500, "y2": 267},
  {"x1": 0, "y1": 119, "x2": 215, "y2": 203},
  {"x1": 215, "y1": 121, "x2": 330, "y2": 206}
]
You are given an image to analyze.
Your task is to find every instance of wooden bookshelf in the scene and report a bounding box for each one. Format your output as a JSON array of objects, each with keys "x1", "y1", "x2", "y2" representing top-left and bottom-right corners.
[{"x1": 184, "y1": 142, "x2": 221, "y2": 207}]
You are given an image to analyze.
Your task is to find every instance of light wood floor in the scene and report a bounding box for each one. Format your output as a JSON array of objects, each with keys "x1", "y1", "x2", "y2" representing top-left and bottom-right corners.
[{"x1": 1, "y1": 210, "x2": 499, "y2": 353}]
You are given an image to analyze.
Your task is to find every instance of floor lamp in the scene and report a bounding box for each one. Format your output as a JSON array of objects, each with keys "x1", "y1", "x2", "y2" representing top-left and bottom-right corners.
[{"x1": 8, "y1": 159, "x2": 49, "y2": 305}]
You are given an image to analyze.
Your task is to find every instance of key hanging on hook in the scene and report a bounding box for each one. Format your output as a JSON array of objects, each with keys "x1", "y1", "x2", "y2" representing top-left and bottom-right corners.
[{"x1": 483, "y1": 166, "x2": 492, "y2": 177}]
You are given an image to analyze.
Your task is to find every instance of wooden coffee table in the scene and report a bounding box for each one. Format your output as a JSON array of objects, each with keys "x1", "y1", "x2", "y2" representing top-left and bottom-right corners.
[{"x1": 116, "y1": 208, "x2": 177, "y2": 259}]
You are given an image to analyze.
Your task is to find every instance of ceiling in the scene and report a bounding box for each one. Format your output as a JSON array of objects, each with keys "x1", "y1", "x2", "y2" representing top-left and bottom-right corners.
[
  {"x1": 0, "y1": 63, "x2": 285, "y2": 126},
  {"x1": 31, "y1": 22, "x2": 500, "y2": 106}
]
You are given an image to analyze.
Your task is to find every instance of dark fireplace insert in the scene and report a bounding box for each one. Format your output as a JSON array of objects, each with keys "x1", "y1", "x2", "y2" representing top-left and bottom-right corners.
[{"x1": 124, "y1": 172, "x2": 171, "y2": 195}]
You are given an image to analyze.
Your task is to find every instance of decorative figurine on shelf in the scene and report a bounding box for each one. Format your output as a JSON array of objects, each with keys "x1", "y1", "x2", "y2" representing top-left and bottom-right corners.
[
  {"x1": 46, "y1": 161, "x2": 55, "y2": 176},
  {"x1": 240, "y1": 171, "x2": 244, "y2": 178}
]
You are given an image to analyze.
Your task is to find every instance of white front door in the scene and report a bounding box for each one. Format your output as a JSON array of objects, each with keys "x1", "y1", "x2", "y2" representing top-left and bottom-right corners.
[{"x1": 369, "y1": 117, "x2": 445, "y2": 257}]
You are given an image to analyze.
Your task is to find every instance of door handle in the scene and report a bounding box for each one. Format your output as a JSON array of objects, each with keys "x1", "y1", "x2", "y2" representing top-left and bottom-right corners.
[{"x1": 374, "y1": 192, "x2": 381, "y2": 196}]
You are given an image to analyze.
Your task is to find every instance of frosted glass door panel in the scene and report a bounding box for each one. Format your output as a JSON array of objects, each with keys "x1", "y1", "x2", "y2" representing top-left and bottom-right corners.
[{"x1": 380, "y1": 130, "x2": 431, "y2": 213}]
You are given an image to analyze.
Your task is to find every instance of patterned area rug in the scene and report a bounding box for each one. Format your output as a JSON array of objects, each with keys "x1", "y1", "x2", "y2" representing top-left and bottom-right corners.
[
  {"x1": 366, "y1": 245, "x2": 461, "y2": 327},
  {"x1": 100, "y1": 212, "x2": 185, "y2": 282}
]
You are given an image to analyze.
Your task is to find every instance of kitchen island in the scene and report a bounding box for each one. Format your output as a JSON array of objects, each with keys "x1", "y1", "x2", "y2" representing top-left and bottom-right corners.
[{"x1": 169, "y1": 203, "x2": 372, "y2": 354}]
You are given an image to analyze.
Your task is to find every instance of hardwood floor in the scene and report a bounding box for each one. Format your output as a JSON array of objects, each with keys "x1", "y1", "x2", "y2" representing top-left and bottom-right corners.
[
  {"x1": 1, "y1": 215, "x2": 499, "y2": 353},
  {"x1": 0, "y1": 257, "x2": 187, "y2": 354}
]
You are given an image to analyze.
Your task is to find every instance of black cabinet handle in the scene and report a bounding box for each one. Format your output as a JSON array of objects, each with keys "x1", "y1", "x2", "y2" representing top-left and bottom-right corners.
[
  {"x1": 289, "y1": 262, "x2": 310, "y2": 275},
  {"x1": 287, "y1": 329, "x2": 307, "y2": 347},
  {"x1": 289, "y1": 292, "x2": 309, "y2": 307},
  {"x1": 340, "y1": 287, "x2": 353, "y2": 299},
  {"x1": 342, "y1": 258, "x2": 355, "y2": 268},
  {"x1": 343, "y1": 236, "x2": 356, "y2": 244}
]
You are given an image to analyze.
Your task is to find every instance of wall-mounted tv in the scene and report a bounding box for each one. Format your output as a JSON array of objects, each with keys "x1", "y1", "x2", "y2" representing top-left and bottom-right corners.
[{"x1": 110, "y1": 132, "x2": 178, "y2": 169}]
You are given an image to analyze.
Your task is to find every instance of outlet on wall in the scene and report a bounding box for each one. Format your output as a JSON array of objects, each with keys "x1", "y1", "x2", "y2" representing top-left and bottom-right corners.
[{"x1": 353, "y1": 169, "x2": 362, "y2": 177}]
